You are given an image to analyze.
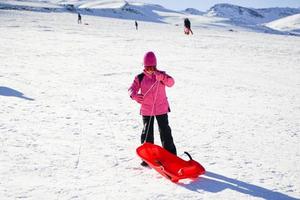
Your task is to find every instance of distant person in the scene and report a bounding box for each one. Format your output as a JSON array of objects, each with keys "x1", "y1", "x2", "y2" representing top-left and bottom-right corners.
[
  {"x1": 78, "y1": 13, "x2": 82, "y2": 24},
  {"x1": 135, "y1": 20, "x2": 138, "y2": 30},
  {"x1": 184, "y1": 18, "x2": 193, "y2": 35}
]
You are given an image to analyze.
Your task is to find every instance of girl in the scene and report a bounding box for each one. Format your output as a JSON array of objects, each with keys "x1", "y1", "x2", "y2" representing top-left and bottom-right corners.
[{"x1": 128, "y1": 51, "x2": 177, "y2": 166}]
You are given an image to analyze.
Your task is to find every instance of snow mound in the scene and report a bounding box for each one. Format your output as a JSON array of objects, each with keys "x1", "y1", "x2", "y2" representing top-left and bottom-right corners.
[
  {"x1": 258, "y1": 7, "x2": 300, "y2": 22},
  {"x1": 206, "y1": 3, "x2": 264, "y2": 24},
  {"x1": 79, "y1": 1, "x2": 182, "y2": 23},
  {"x1": 266, "y1": 13, "x2": 300, "y2": 34},
  {"x1": 206, "y1": 3, "x2": 300, "y2": 25}
]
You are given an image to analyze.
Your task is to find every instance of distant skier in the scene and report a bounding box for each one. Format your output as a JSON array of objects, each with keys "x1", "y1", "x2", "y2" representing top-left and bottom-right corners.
[
  {"x1": 135, "y1": 20, "x2": 138, "y2": 30},
  {"x1": 78, "y1": 13, "x2": 82, "y2": 24},
  {"x1": 128, "y1": 51, "x2": 177, "y2": 167},
  {"x1": 184, "y1": 18, "x2": 193, "y2": 35}
]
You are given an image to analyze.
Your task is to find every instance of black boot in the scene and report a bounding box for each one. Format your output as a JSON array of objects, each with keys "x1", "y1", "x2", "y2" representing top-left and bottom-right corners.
[{"x1": 140, "y1": 161, "x2": 149, "y2": 167}]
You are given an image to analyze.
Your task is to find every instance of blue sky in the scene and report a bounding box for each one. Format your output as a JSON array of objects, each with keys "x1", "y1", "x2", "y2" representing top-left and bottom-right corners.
[{"x1": 128, "y1": 0, "x2": 300, "y2": 11}]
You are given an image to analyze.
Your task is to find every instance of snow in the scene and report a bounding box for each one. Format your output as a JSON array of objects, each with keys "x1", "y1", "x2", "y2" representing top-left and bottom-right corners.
[
  {"x1": 183, "y1": 8, "x2": 204, "y2": 16},
  {"x1": 1, "y1": 1, "x2": 300, "y2": 35},
  {"x1": 266, "y1": 14, "x2": 300, "y2": 34},
  {"x1": 206, "y1": 3, "x2": 300, "y2": 24},
  {"x1": 64, "y1": 0, "x2": 127, "y2": 9},
  {"x1": 0, "y1": 0, "x2": 59, "y2": 8},
  {"x1": 205, "y1": 3, "x2": 300, "y2": 34},
  {"x1": 1, "y1": 1, "x2": 300, "y2": 200}
]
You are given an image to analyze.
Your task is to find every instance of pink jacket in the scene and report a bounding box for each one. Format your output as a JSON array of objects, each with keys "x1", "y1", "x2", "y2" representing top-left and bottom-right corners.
[{"x1": 129, "y1": 70, "x2": 175, "y2": 116}]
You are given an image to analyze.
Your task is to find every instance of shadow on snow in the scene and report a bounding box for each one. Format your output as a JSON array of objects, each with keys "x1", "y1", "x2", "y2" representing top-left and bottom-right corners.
[
  {"x1": 179, "y1": 171, "x2": 298, "y2": 200},
  {"x1": 0, "y1": 86, "x2": 34, "y2": 101}
]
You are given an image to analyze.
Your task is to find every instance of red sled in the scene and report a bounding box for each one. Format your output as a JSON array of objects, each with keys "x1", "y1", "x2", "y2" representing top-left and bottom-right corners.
[{"x1": 136, "y1": 143, "x2": 205, "y2": 182}]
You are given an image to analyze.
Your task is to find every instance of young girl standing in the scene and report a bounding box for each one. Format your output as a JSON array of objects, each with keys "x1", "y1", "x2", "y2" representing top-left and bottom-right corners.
[{"x1": 128, "y1": 51, "x2": 177, "y2": 166}]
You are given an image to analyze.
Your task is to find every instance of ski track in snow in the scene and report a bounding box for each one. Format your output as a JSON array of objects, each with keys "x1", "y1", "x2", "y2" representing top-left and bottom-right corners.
[{"x1": 0, "y1": 10, "x2": 300, "y2": 200}]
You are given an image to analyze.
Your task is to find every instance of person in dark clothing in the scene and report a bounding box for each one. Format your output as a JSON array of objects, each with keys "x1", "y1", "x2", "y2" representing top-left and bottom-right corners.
[
  {"x1": 184, "y1": 18, "x2": 193, "y2": 35},
  {"x1": 135, "y1": 20, "x2": 138, "y2": 30},
  {"x1": 78, "y1": 13, "x2": 82, "y2": 24}
]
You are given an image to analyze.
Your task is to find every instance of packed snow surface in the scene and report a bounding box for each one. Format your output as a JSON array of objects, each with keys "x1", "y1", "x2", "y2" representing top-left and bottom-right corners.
[{"x1": 0, "y1": 3, "x2": 300, "y2": 200}]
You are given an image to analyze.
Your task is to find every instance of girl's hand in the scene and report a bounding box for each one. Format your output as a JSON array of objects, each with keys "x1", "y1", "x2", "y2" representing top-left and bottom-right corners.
[
  {"x1": 132, "y1": 94, "x2": 144, "y2": 104},
  {"x1": 155, "y1": 71, "x2": 166, "y2": 81}
]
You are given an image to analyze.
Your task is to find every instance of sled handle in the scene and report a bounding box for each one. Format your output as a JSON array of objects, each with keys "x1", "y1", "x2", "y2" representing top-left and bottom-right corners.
[
  {"x1": 184, "y1": 152, "x2": 193, "y2": 160},
  {"x1": 155, "y1": 160, "x2": 172, "y2": 180},
  {"x1": 155, "y1": 160, "x2": 164, "y2": 167}
]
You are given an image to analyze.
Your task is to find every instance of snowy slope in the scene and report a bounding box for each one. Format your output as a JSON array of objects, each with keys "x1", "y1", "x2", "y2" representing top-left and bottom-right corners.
[
  {"x1": 182, "y1": 8, "x2": 204, "y2": 16},
  {"x1": 266, "y1": 13, "x2": 300, "y2": 34},
  {"x1": 206, "y1": 3, "x2": 300, "y2": 25},
  {"x1": 1, "y1": 7, "x2": 300, "y2": 200},
  {"x1": 0, "y1": 0, "x2": 62, "y2": 12},
  {"x1": 58, "y1": 0, "x2": 127, "y2": 9},
  {"x1": 0, "y1": 0, "x2": 182, "y2": 23},
  {"x1": 204, "y1": 3, "x2": 300, "y2": 35},
  {"x1": 1, "y1": 0, "x2": 300, "y2": 35},
  {"x1": 206, "y1": 3, "x2": 264, "y2": 24}
]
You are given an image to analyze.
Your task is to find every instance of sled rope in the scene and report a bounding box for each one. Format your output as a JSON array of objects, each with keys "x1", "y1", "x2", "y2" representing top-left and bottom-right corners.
[
  {"x1": 143, "y1": 80, "x2": 158, "y2": 97},
  {"x1": 143, "y1": 80, "x2": 160, "y2": 144}
]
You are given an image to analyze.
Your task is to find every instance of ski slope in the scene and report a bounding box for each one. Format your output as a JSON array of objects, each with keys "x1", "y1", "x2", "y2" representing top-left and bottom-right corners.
[{"x1": 0, "y1": 7, "x2": 300, "y2": 200}]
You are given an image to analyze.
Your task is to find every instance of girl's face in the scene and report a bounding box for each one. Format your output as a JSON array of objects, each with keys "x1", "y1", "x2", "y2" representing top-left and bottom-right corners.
[{"x1": 145, "y1": 66, "x2": 156, "y2": 74}]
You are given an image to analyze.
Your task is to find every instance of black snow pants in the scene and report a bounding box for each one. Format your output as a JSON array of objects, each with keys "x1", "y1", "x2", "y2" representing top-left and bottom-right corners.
[{"x1": 141, "y1": 114, "x2": 177, "y2": 155}]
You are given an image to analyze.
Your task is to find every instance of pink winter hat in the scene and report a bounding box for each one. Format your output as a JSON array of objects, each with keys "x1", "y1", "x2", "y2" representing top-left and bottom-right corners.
[{"x1": 143, "y1": 51, "x2": 157, "y2": 67}]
